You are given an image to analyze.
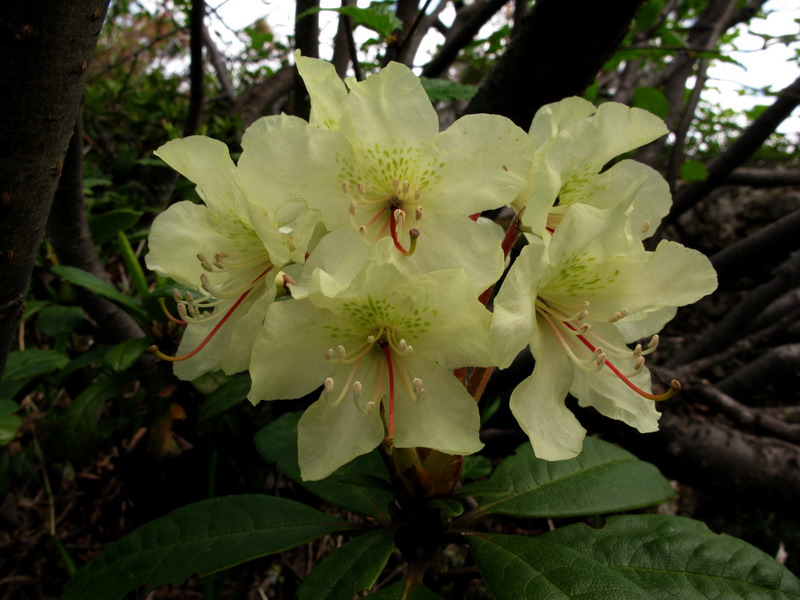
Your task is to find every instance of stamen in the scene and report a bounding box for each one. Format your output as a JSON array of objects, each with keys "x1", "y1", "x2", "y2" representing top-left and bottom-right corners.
[
  {"x1": 158, "y1": 298, "x2": 187, "y2": 325},
  {"x1": 352, "y1": 381, "x2": 362, "y2": 400},
  {"x1": 324, "y1": 377, "x2": 335, "y2": 394},
  {"x1": 413, "y1": 377, "x2": 425, "y2": 400},
  {"x1": 172, "y1": 289, "x2": 183, "y2": 302},
  {"x1": 391, "y1": 178, "x2": 399, "y2": 190},
  {"x1": 415, "y1": 205, "x2": 423, "y2": 221},
  {"x1": 325, "y1": 348, "x2": 335, "y2": 360},
  {"x1": 357, "y1": 182, "x2": 366, "y2": 195},
  {"x1": 342, "y1": 181, "x2": 350, "y2": 194},
  {"x1": 349, "y1": 200, "x2": 358, "y2": 215},
  {"x1": 197, "y1": 253, "x2": 214, "y2": 272},
  {"x1": 641, "y1": 220, "x2": 650, "y2": 234},
  {"x1": 402, "y1": 180, "x2": 410, "y2": 194},
  {"x1": 337, "y1": 345, "x2": 347, "y2": 358},
  {"x1": 150, "y1": 284, "x2": 255, "y2": 362},
  {"x1": 414, "y1": 188, "x2": 421, "y2": 200},
  {"x1": 381, "y1": 344, "x2": 396, "y2": 440},
  {"x1": 608, "y1": 309, "x2": 629, "y2": 323}
]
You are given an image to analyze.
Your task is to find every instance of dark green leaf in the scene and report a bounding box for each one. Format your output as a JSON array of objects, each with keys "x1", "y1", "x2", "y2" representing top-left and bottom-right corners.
[
  {"x1": 103, "y1": 337, "x2": 153, "y2": 373},
  {"x1": 632, "y1": 86, "x2": 670, "y2": 118},
  {"x1": 634, "y1": 0, "x2": 665, "y2": 32},
  {"x1": 298, "y1": 530, "x2": 394, "y2": 600},
  {"x1": 461, "y1": 438, "x2": 673, "y2": 519},
  {"x1": 419, "y1": 78, "x2": 478, "y2": 103},
  {"x1": 198, "y1": 375, "x2": 251, "y2": 423},
  {"x1": 36, "y1": 305, "x2": 85, "y2": 336},
  {"x1": 62, "y1": 495, "x2": 351, "y2": 600},
  {"x1": 427, "y1": 498, "x2": 464, "y2": 517},
  {"x1": 471, "y1": 515, "x2": 800, "y2": 600},
  {"x1": 368, "y1": 580, "x2": 446, "y2": 599},
  {"x1": 117, "y1": 230, "x2": 150, "y2": 297},
  {"x1": 680, "y1": 160, "x2": 709, "y2": 182},
  {"x1": 60, "y1": 374, "x2": 133, "y2": 459},
  {"x1": 88, "y1": 208, "x2": 142, "y2": 245},
  {"x1": 52, "y1": 265, "x2": 147, "y2": 319},
  {"x1": 0, "y1": 349, "x2": 70, "y2": 400},
  {"x1": 255, "y1": 412, "x2": 393, "y2": 522},
  {"x1": 461, "y1": 455, "x2": 492, "y2": 481},
  {"x1": 0, "y1": 399, "x2": 22, "y2": 446},
  {"x1": 58, "y1": 347, "x2": 111, "y2": 382}
]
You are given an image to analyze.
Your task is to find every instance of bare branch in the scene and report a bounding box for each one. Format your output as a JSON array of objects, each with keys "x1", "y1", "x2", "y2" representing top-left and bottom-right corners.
[
  {"x1": 667, "y1": 250, "x2": 800, "y2": 367},
  {"x1": 716, "y1": 343, "x2": 800, "y2": 398},
  {"x1": 183, "y1": 0, "x2": 206, "y2": 136},
  {"x1": 724, "y1": 168, "x2": 800, "y2": 187},
  {"x1": 202, "y1": 22, "x2": 235, "y2": 104},
  {"x1": 331, "y1": 0, "x2": 357, "y2": 78},
  {"x1": 293, "y1": 0, "x2": 320, "y2": 120},
  {"x1": 710, "y1": 207, "x2": 800, "y2": 284},
  {"x1": 667, "y1": 75, "x2": 800, "y2": 221},
  {"x1": 421, "y1": 0, "x2": 508, "y2": 79}
]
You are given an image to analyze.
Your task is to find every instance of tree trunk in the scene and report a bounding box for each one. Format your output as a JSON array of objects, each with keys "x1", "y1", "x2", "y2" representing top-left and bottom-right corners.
[{"x1": 0, "y1": 1, "x2": 111, "y2": 378}]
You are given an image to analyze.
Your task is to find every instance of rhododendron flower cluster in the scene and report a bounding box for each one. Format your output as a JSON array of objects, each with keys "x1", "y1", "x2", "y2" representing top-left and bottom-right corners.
[{"x1": 146, "y1": 53, "x2": 717, "y2": 480}]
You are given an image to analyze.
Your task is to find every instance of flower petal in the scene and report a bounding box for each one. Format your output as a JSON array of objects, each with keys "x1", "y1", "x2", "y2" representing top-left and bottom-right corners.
[
  {"x1": 154, "y1": 136, "x2": 240, "y2": 215},
  {"x1": 295, "y1": 52, "x2": 349, "y2": 130},
  {"x1": 511, "y1": 320, "x2": 587, "y2": 460},
  {"x1": 391, "y1": 360, "x2": 483, "y2": 455}
]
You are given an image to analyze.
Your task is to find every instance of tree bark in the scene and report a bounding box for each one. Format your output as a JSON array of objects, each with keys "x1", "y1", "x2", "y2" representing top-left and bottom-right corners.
[
  {"x1": 0, "y1": 0, "x2": 111, "y2": 378},
  {"x1": 465, "y1": 0, "x2": 646, "y2": 129}
]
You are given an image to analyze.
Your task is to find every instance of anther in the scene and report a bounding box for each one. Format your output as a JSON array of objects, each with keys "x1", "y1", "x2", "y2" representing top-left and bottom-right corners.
[
  {"x1": 398, "y1": 339, "x2": 408, "y2": 353},
  {"x1": 641, "y1": 220, "x2": 650, "y2": 234},
  {"x1": 359, "y1": 225, "x2": 368, "y2": 237},
  {"x1": 394, "y1": 209, "x2": 406, "y2": 226},
  {"x1": 185, "y1": 290, "x2": 194, "y2": 302},
  {"x1": 352, "y1": 381, "x2": 363, "y2": 399},
  {"x1": 580, "y1": 301, "x2": 590, "y2": 309},
  {"x1": 594, "y1": 351, "x2": 607, "y2": 368},
  {"x1": 634, "y1": 356, "x2": 645, "y2": 371},
  {"x1": 633, "y1": 344, "x2": 643, "y2": 357},
  {"x1": 336, "y1": 345, "x2": 347, "y2": 358},
  {"x1": 647, "y1": 334, "x2": 659, "y2": 350},
  {"x1": 325, "y1": 348, "x2": 335, "y2": 360},
  {"x1": 413, "y1": 377, "x2": 425, "y2": 399},
  {"x1": 365, "y1": 401, "x2": 375, "y2": 413},
  {"x1": 349, "y1": 200, "x2": 358, "y2": 215},
  {"x1": 342, "y1": 181, "x2": 350, "y2": 194},
  {"x1": 357, "y1": 182, "x2": 366, "y2": 195},
  {"x1": 172, "y1": 288, "x2": 183, "y2": 302},
  {"x1": 609, "y1": 309, "x2": 629, "y2": 323},
  {"x1": 324, "y1": 377, "x2": 335, "y2": 394},
  {"x1": 576, "y1": 310, "x2": 589, "y2": 321},
  {"x1": 414, "y1": 188, "x2": 421, "y2": 200},
  {"x1": 578, "y1": 323, "x2": 590, "y2": 334},
  {"x1": 405, "y1": 344, "x2": 415, "y2": 357},
  {"x1": 367, "y1": 335, "x2": 376, "y2": 344},
  {"x1": 392, "y1": 178, "x2": 399, "y2": 190},
  {"x1": 197, "y1": 253, "x2": 214, "y2": 272},
  {"x1": 415, "y1": 205, "x2": 423, "y2": 221},
  {"x1": 402, "y1": 181, "x2": 410, "y2": 194}
]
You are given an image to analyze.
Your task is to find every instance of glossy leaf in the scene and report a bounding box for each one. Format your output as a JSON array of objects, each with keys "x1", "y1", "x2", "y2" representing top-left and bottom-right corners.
[
  {"x1": 36, "y1": 305, "x2": 85, "y2": 336},
  {"x1": 680, "y1": 159, "x2": 709, "y2": 182},
  {"x1": 0, "y1": 399, "x2": 22, "y2": 446},
  {"x1": 255, "y1": 412, "x2": 393, "y2": 522},
  {"x1": 461, "y1": 438, "x2": 673, "y2": 519},
  {"x1": 52, "y1": 265, "x2": 147, "y2": 319},
  {"x1": 62, "y1": 495, "x2": 351, "y2": 600},
  {"x1": 0, "y1": 349, "x2": 70, "y2": 400},
  {"x1": 103, "y1": 337, "x2": 153, "y2": 373},
  {"x1": 198, "y1": 375, "x2": 251, "y2": 423},
  {"x1": 88, "y1": 208, "x2": 141, "y2": 245},
  {"x1": 298, "y1": 529, "x2": 394, "y2": 600},
  {"x1": 60, "y1": 374, "x2": 133, "y2": 459},
  {"x1": 470, "y1": 515, "x2": 800, "y2": 600},
  {"x1": 368, "y1": 580, "x2": 446, "y2": 599}
]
